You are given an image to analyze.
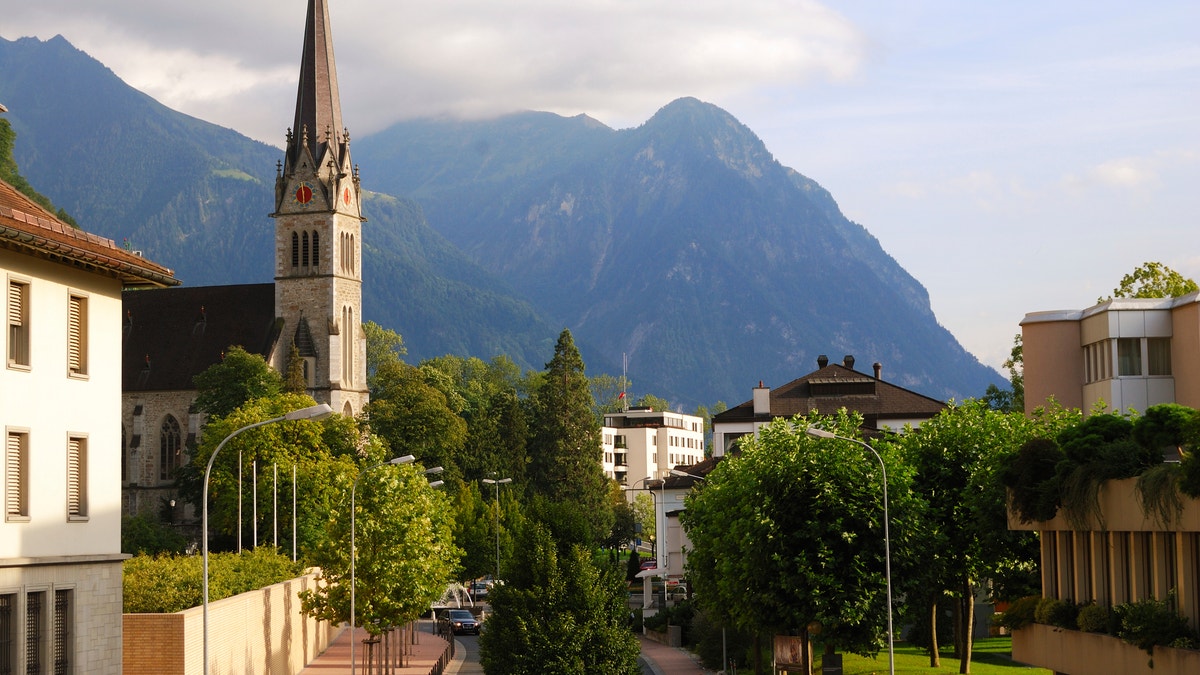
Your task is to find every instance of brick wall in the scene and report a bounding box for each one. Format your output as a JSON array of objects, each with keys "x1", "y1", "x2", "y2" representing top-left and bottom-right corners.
[{"x1": 123, "y1": 572, "x2": 335, "y2": 675}]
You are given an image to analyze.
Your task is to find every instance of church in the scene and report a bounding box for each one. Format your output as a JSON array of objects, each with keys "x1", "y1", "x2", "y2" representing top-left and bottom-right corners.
[{"x1": 121, "y1": 0, "x2": 369, "y2": 519}]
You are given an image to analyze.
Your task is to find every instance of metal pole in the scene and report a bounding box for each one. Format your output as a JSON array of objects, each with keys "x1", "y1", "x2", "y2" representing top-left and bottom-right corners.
[
  {"x1": 237, "y1": 448, "x2": 242, "y2": 553},
  {"x1": 252, "y1": 459, "x2": 258, "y2": 548},
  {"x1": 273, "y1": 462, "x2": 278, "y2": 549},
  {"x1": 806, "y1": 428, "x2": 895, "y2": 675},
  {"x1": 292, "y1": 464, "x2": 297, "y2": 562}
]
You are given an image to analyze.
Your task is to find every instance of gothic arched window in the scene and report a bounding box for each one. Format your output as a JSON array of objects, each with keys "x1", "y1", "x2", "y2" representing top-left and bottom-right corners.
[
  {"x1": 312, "y1": 231, "x2": 320, "y2": 270},
  {"x1": 302, "y1": 231, "x2": 310, "y2": 268},
  {"x1": 291, "y1": 232, "x2": 300, "y2": 268},
  {"x1": 159, "y1": 415, "x2": 183, "y2": 481}
]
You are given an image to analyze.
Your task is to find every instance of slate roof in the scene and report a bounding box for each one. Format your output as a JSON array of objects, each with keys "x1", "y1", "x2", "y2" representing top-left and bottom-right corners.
[
  {"x1": 0, "y1": 178, "x2": 177, "y2": 288},
  {"x1": 712, "y1": 358, "x2": 946, "y2": 432},
  {"x1": 122, "y1": 283, "x2": 280, "y2": 392}
]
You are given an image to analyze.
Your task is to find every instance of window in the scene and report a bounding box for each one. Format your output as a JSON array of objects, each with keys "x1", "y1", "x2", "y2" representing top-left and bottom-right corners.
[
  {"x1": 311, "y1": 231, "x2": 320, "y2": 269},
  {"x1": 159, "y1": 416, "x2": 182, "y2": 481},
  {"x1": 53, "y1": 590, "x2": 70, "y2": 675},
  {"x1": 5, "y1": 431, "x2": 28, "y2": 520},
  {"x1": 0, "y1": 593, "x2": 13, "y2": 674},
  {"x1": 67, "y1": 437, "x2": 87, "y2": 520},
  {"x1": 1117, "y1": 338, "x2": 1141, "y2": 376},
  {"x1": 7, "y1": 280, "x2": 30, "y2": 368},
  {"x1": 1148, "y1": 338, "x2": 1172, "y2": 376},
  {"x1": 25, "y1": 591, "x2": 43, "y2": 674},
  {"x1": 67, "y1": 294, "x2": 87, "y2": 377},
  {"x1": 291, "y1": 232, "x2": 299, "y2": 268},
  {"x1": 302, "y1": 231, "x2": 310, "y2": 267}
]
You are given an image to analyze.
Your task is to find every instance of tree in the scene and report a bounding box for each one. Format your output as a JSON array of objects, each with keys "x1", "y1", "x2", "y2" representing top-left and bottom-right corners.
[
  {"x1": 283, "y1": 343, "x2": 307, "y2": 394},
  {"x1": 983, "y1": 335, "x2": 1024, "y2": 413},
  {"x1": 479, "y1": 522, "x2": 640, "y2": 674},
  {"x1": 682, "y1": 411, "x2": 920, "y2": 674},
  {"x1": 1100, "y1": 261, "x2": 1199, "y2": 302},
  {"x1": 527, "y1": 330, "x2": 614, "y2": 546},
  {"x1": 300, "y1": 460, "x2": 461, "y2": 637},
  {"x1": 192, "y1": 346, "x2": 283, "y2": 419},
  {"x1": 364, "y1": 321, "x2": 406, "y2": 388},
  {"x1": 367, "y1": 360, "x2": 468, "y2": 474}
]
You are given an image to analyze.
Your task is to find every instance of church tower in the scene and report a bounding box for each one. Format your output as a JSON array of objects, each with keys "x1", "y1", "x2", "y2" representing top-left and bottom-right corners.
[{"x1": 271, "y1": 0, "x2": 368, "y2": 416}]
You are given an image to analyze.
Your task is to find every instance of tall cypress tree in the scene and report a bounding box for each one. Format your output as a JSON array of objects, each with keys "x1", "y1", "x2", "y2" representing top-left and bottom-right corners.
[{"x1": 528, "y1": 330, "x2": 614, "y2": 545}]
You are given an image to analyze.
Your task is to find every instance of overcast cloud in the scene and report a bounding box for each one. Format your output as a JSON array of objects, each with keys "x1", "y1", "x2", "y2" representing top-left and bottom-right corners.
[{"x1": 4, "y1": 0, "x2": 1199, "y2": 374}]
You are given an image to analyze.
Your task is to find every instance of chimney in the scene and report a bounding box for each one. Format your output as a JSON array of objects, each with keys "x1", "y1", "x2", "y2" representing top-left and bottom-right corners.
[
  {"x1": 873, "y1": 362, "x2": 882, "y2": 379},
  {"x1": 817, "y1": 354, "x2": 829, "y2": 368},
  {"x1": 753, "y1": 380, "x2": 770, "y2": 415},
  {"x1": 843, "y1": 355, "x2": 855, "y2": 370}
]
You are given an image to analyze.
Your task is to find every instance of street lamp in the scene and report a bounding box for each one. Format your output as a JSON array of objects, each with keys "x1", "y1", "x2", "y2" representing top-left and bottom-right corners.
[
  {"x1": 350, "y1": 454, "x2": 416, "y2": 675},
  {"x1": 667, "y1": 468, "x2": 723, "y2": 666},
  {"x1": 481, "y1": 476, "x2": 512, "y2": 581},
  {"x1": 202, "y1": 402, "x2": 332, "y2": 675},
  {"x1": 806, "y1": 427, "x2": 894, "y2": 675}
]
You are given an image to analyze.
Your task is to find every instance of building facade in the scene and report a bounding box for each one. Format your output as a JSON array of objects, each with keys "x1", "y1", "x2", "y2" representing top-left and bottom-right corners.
[
  {"x1": 2, "y1": 174, "x2": 177, "y2": 673},
  {"x1": 1022, "y1": 293, "x2": 1200, "y2": 415},
  {"x1": 601, "y1": 407, "x2": 705, "y2": 486}
]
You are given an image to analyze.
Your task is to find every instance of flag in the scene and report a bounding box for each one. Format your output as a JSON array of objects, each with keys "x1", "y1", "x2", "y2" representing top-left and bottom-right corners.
[{"x1": 618, "y1": 391, "x2": 626, "y2": 400}]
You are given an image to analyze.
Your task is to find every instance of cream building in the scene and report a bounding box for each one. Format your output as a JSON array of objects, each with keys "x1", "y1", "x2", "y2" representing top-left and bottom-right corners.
[
  {"x1": 2, "y1": 174, "x2": 176, "y2": 672},
  {"x1": 1022, "y1": 293, "x2": 1200, "y2": 415},
  {"x1": 601, "y1": 407, "x2": 704, "y2": 486}
]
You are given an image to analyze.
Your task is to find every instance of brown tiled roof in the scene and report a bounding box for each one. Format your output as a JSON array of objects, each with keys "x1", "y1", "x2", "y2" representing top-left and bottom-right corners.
[
  {"x1": 122, "y1": 284, "x2": 280, "y2": 392},
  {"x1": 712, "y1": 362, "x2": 946, "y2": 431},
  {"x1": 0, "y1": 177, "x2": 178, "y2": 288}
]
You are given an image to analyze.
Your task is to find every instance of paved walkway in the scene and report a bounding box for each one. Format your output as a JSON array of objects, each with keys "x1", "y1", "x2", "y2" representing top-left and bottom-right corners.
[
  {"x1": 298, "y1": 622, "x2": 453, "y2": 675},
  {"x1": 299, "y1": 622, "x2": 713, "y2": 674}
]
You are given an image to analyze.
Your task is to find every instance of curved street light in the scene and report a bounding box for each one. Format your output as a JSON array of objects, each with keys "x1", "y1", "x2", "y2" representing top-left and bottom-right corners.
[
  {"x1": 350, "y1": 454, "x2": 416, "y2": 675},
  {"x1": 481, "y1": 476, "x2": 512, "y2": 581},
  {"x1": 806, "y1": 427, "x2": 894, "y2": 675},
  {"x1": 203, "y1": 402, "x2": 333, "y2": 675}
]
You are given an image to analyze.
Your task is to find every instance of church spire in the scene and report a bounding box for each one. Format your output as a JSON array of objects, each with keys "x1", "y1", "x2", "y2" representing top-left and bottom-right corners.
[{"x1": 289, "y1": 0, "x2": 345, "y2": 171}]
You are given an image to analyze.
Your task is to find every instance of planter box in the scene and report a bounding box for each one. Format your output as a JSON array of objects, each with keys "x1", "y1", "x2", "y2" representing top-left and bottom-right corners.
[{"x1": 1013, "y1": 622, "x2": 1200, "y2": 675}]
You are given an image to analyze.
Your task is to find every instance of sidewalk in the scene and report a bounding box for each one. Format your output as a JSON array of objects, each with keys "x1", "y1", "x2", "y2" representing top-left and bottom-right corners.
[
  {"x1": 638, "y1": 634, "x2": 716, "y2": 675},
  {"x1": 298, "y1": 622, "x2": 453, "y2": 674}
]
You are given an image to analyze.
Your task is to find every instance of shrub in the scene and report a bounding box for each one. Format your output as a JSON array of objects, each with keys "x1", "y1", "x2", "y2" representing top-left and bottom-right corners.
[
  {"x1": 995, "y1": 595, "x2": 1040, "y2": 631},
  {"x1": 1076, "y1": 603, "x2": 1109, "y2": 633},
  {"x1": 1002, "y1": 438, "x2": 1063, "y2": 523},
  {"x1": 1113, "y1": 596, "x2": 1197, "y2": 654},
  {"x1": 1034, "y1": 597, "x2": 1078, "y2": 629},
  {"x1": 124, "y1": 548, "x2": 303, "y2": 613},
  {"x1": 122, "y1": 513, "x2": 187, "y2": 555}
]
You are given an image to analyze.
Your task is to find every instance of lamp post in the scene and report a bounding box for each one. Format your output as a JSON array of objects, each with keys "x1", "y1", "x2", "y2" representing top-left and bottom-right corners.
[
  {"x1": 350, "y1": 454, "x2": 416, "y2": 675},
  {"x1": 806, "y1": 427, "x2": 894, "y2": 675},
  {"x1": 203, "y1": 402, "x2": 332, "y2": 675},
  {"x1": 481, "y1": 476, "x2": 512, "y2": 581}
]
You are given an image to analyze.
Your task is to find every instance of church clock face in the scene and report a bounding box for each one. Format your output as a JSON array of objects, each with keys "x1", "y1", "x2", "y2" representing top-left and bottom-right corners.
[
  {"x1": 342, "y1": 186, "x2": 353, "y2": 207},
  {"x1": 293, "y1": 182, "x2": 314, "y2": 207}
]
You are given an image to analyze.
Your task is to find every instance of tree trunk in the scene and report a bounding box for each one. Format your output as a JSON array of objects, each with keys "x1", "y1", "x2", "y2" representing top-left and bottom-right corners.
[
  {"x1": 929, "y1": 594, "x2": 941, "y2": 668},
  {"x1": 951, "y1": 597, "x2": 962, "y2": 660},
  {"x1": 959, "y1": 579, "x2": 975, "y2": 674},
  {"x1": 753, "y1": 631, "x2": 763, "y2": 675}
]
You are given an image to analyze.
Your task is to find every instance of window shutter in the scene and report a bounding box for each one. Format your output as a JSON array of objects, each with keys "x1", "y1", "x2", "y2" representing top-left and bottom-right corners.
[
  {"x1": 68, "y1": 296, "x2": 82, "y2": 373},
  {"x1": 67, "y1": 438, "x2": 83, "y2": 516},
  {"x1": 6, "y1": 434, "x2": 21, "y2": 516},
  {"x1": 7, "y1": 282, "x2": 21, "y2": 327}
]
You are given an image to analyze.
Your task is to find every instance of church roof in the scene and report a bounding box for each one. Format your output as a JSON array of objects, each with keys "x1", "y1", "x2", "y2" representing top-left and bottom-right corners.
[
  {"x1": 290, "y1": 0, "x2": 345, "y2": 169},
  {"x1": 0, "y1": 177, "x2": 177, "y2": 288},
  {"x1": 713, "y1": 357, "x2": 946, "y2": 432},
  {"x1": 122, "y1": 283, "x2": 280, "y2": 392}
]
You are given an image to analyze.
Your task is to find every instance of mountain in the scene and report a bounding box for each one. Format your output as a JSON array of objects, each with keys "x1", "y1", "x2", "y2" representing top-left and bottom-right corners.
[{"x1": 0, "y1": 34, "x2": 1001, "y2": 407}]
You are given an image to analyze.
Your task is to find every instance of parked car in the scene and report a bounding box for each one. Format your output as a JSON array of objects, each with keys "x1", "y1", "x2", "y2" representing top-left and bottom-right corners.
[
  {"x1": 442, "y1": 608, "x2": 480, "y2": 635},
  {"x1": 639, "y1": 560, "x2": 658, "y2": 571},
  {"x1": 470, "y1": 580, "x2": 489, "y2": 598}
]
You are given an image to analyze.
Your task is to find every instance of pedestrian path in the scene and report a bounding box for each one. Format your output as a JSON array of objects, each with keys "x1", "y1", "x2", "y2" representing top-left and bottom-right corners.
[
  {"x1": 298, "y1": 622, "x2": 451, "y2": 674},
  {"x1": 638, "y1": 634, "x2": 716, "y2": 675}
]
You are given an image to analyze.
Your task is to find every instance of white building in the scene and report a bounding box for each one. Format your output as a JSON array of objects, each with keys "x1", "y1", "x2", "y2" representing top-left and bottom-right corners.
[
  {"x1": 2, "y1": 175, "x2": 176, "y2": 672},
  {"x1": 600, "y1": 407, "x2": 705, "y2": 487}
]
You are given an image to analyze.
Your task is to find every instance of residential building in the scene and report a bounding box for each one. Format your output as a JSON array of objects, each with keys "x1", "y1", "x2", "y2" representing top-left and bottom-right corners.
[
  {"x1": 2, "y1": 172, "x2": 177, "y2": 672},
  {"x1": 1008, "y1": 478, "x2": 1200, "y2": 674},
  {"x1": 1022, "y1": 293, "x2": 1200, "y2": 415},
  {"x1": 121, "y1": 0, "x2": 370, "y2": 521},
  {"x1": 602, "y1": 407, "x2": 705, "y2": 486},
  {"x1": 711, "y1": 354, "x2": 946, "y2": 457}
]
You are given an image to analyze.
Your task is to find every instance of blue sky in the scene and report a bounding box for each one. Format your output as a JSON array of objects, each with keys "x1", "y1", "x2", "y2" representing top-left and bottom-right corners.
[{"x1": 5, "y1": 1, "x2": 1198, "y2": 371}]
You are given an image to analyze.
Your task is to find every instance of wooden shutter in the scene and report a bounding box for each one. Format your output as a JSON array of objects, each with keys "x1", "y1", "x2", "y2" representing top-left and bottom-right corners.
[
  {"x1": 68, "y1": 296, "x2": 83, "y2": 373},
  {"x1": 6, "y1": 434, "x2": 22, "y2": 516},
  {"x1": 67, "y1": 438, "x2": 84, "y2": 516},
  {"x1": 7, "y1": 282, "x2": 21, "y2": 327}
]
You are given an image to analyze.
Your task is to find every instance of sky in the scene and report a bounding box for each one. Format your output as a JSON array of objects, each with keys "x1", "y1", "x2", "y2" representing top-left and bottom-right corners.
[{"x1": 5, "y1": 0, "x2": 1199, "y2": 372}]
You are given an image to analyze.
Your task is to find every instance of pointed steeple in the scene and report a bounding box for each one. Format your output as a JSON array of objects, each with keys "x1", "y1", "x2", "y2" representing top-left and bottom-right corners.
[{"x1": 290, "y1": 0, "x2": 345, "y2": 171}]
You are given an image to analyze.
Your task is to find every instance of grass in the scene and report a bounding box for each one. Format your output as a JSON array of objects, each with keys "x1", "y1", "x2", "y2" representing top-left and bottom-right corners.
[{"x1": 816, "y1": 638, "x2": 1051, "y2": 675}]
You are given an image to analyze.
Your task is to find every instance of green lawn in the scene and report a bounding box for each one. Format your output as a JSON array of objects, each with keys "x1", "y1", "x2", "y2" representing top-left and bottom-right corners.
[{"x1": 818, "y1": 638, "x2": 1051, "y2": 675}]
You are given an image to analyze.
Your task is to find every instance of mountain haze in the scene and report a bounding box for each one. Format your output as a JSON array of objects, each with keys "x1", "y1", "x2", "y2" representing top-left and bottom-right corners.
[{"x1": 0, "y1": 34, "x2": 1001, "y2": 408}]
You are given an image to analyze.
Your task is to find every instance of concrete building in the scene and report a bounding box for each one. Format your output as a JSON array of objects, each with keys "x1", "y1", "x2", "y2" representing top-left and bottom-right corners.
[
  {"x1": 2, "y1": 173, "x2": 177, "y2": 672},
  {"x1": 1022, "y1": 293, "x2": 1200, "y2": 415},
  {"x1": 120, "y1": 0, "x2": 369, "y2": 520},
  {"x1": 601, "y1": 407, "x2": 705, "y2": 486},
  {"x1": 711, "y1": 354, "x2": 945, "y2": 457}
]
